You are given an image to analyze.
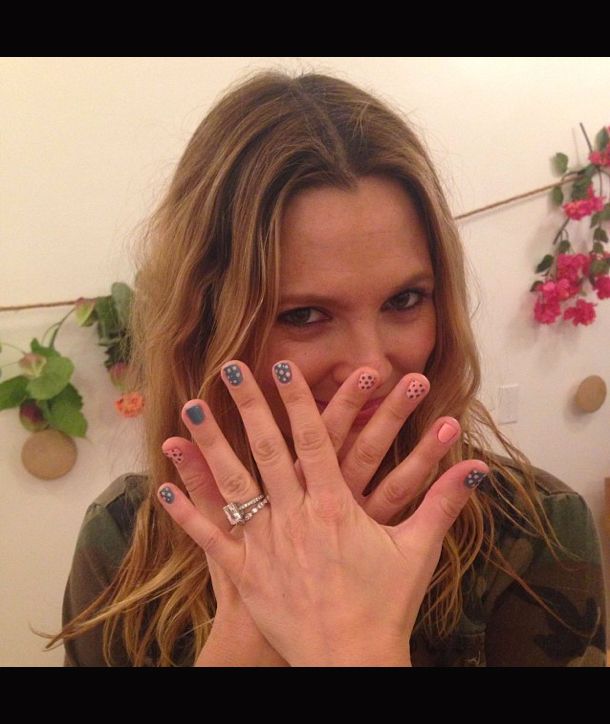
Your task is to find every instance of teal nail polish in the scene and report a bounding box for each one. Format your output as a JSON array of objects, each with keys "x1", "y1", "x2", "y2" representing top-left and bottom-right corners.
[
  {"x1": 223, "y1": 364, "x2": 243, "y2": 386},
  {"x1": 465, "y1": 470, "x2": 486, "y2": 489},
  {"x1": 186, "y1": 404, "x2": 205, "y2": 425},
  {"x1": 274, "y1": 362, "x2": 292, "y2": 384},
  {"x1": 159, "y1": 487, "x2": 175, "y2": 503}
]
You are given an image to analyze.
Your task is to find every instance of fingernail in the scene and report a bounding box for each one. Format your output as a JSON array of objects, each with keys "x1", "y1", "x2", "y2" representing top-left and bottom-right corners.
[
  {"x1": 464, "y1": 470, "x2": 486, "y2": 489},
  {"x1": 358, "y1": 372, "x2": 377, "y2": 391},
  {"x1": 163, "y1": 447, "x2": 184, "y2": 465},
  {"x1": 185, "y1": 404, "x2": 205, "y2": 425},
  {"x1": 274, "y1": 361, "x2": 292, "y2": 384},
  {"x1": 159, "y1": 486, "x2": 175, "y2": 503},
  {"x1": 406, "y1": 379, "x2": 427, "y2": 400},
  {"x1": 437, "y1": 422, "x2": 459, "y2": 443},
  {"x1": 223, "y1": 363, "x2": 243, "y2": 386}
]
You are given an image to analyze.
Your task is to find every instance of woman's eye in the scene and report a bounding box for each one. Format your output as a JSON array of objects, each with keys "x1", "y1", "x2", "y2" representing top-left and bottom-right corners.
[
  {"x1": 277, "y1": 289, "x2": 428, "y2": 328},
  {"x1": 278, "y1": 307, "x2": 324, "y2": 326}
]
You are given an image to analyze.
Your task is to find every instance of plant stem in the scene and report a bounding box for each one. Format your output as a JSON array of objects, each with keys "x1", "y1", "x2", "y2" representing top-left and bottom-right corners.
[
  {"x1": 43, "y1": 307, "x2": 75, "y2": 350},
  {"x1": 552, "y1": 217, "x2": 570, "y2": 245},
  {"x1": 0, "y1": 341, "x2": 29, "y2": 356},
  {"x1": 580, "y1": 122, "x2": 594, "y2": 154}
]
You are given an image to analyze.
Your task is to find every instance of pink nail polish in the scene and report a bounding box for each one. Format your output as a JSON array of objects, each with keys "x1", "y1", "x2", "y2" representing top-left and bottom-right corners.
[
  {"x1": 437, "y1": 422, "x2": 458, "y2": 443},
  {"x1": 163, "y1": 447, "x2": 184, "y2": 465},
  {"x1": 406, "y1": 379, "x2": 427, "y2": 400},
  {"x1": 358, "y1": 372, "x2": 377, "y2": 391}
]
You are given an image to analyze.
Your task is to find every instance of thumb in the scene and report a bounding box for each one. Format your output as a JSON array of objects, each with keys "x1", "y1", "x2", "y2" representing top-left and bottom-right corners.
[{"x1": 396, "y1": 461, "x2": 489, "y2": 551}]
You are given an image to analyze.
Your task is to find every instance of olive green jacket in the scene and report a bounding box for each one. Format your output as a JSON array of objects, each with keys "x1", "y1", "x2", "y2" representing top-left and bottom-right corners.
[{"x1": 62, "y1": 457, "x2": 607, "y2": 666}]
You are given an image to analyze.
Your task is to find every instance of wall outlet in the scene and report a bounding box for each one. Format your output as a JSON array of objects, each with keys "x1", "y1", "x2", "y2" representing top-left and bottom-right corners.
[{"x1": 498, "y1": 384, "x2": 519, "y2": 424}]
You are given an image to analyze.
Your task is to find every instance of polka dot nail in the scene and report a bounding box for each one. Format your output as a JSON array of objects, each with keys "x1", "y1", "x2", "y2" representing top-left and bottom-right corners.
[
  {"x1": 163, "y1": 447, "x2": 184, "y2": 465},
  {"x1": 358, "y1": 372, "x2": 377, "y2": 391},
  {"x1": 464, "y1": 470, "x2": 486, "y2": 489},
  {"x1": 159, "y1": 486, "x2": 175, "y2": 504},
  {"x1": 274, "y1": 362, "x2": 292, "y2": 384},
  {"x1": 406, "y1": 379, "x2": 427, "y2": 400}
]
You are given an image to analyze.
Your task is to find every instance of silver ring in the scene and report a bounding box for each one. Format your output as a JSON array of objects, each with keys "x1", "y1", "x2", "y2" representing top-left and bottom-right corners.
[{"x1": 223, "y1": 495, "x2": 269, "y2": 526}]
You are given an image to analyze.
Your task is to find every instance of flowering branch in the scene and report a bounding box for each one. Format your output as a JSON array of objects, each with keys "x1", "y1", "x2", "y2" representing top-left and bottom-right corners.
[{"x1": 531, "y1": 123, "x2": 610, "y2": 326}]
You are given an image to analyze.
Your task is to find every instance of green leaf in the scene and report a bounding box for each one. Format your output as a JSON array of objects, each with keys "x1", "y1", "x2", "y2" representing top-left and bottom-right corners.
[
  {"x1": 47, "y1": 394, "x2": 88, "y2": 437},
  {"x1": 557, "y1": 240, "x2": 572, "y2": 254},
  {"x1": 530, "y1": 280, "x2": 543, "y2": 292},
  {"x1": 583, "y1": 163, "x2": 597, "y2": 180},
  {"x1": 30, "y1": 338, "x2": 60, "y2": 358},
  {"x1": 0, "y1": 375, "x2": 29, "y2": 411},
  {"x1": 590, "y1": 212, "x2": 601, "y2": 227},
  {"x1": 551, "y1": 186, "x2": 564, "y2": 205},
  {"x1": 593, "y1": 227, "x2": 608, "y2": 242},
  {"x1": 95, "y1": 296, "x2": 121, "y2": 342},
  {"x1": 593, "y1": 241, "x2": 605, "y2": 254},
  {"x1": 571, "y1": 174, "x2": 592, "y2": 200},
  {"x1": 590, "y1": 259, "x2": 610, "y2": 276},
  {"x1": 111, "y1": 282, "x2": 134, "y2": 330},
  {"x1": 26, "y1": 355, "x2": 74, "y2": 400},
  {"x1": 601, "y1": 204, "x2": 610, "y2": 221},
  {"x1": 73, "y1": 297, "x2": 98, "y2": 327},
  {"x1": 535, "y1": 254, "x2": 554, "y2": 273},
  {"x1": 595, "y1": 126, "x2": 609, "y2": 151},
  {"x1": 554, "y1": 152, "x2": 569, "y2": 175}
]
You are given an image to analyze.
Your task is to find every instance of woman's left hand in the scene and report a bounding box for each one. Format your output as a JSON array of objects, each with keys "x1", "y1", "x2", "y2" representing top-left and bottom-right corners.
[{"x1": 157, "y1": 360, "x2": 489, "y2": 667}]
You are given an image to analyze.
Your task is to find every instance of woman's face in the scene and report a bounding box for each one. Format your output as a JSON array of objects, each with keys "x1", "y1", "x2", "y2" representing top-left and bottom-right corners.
[{"x1": 256, "y1": 174, "x2": 436, "y2": 459}]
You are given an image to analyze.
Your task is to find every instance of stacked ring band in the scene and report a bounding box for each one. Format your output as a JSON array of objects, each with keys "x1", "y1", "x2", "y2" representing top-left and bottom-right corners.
[{"x1": 223, "y1": 494, "x2": 269, "y2": 526}]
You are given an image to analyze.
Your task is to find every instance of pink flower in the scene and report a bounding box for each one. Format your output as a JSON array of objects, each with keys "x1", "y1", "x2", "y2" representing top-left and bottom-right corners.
[
  {"x1": 534, "y1": 295, "x2": 562, "y2": 324},
  {"x1": 589, "y1": 150, "x2": 610, "y2": 167},
  {"x1": 556, "y1": 253, "x2": 588, "y2": 291},
  {"x1": 594, "y1": 274, "x2": 610, "y2": 299},
  {"x1": 562, "y1": 185, "x2": 606, "y2": 220},
  {"x1": 562, "y1": 299, "x2": 597, "y2": 326}
]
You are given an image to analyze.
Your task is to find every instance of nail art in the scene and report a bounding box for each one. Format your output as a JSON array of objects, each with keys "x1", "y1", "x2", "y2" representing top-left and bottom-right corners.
[
  {"x1": 406, "y1": 379, "x2": 427, "y2": 400},
  {"x1": 186, "y1": 404, "x2": 205, "y2": 425},
  {"x1": 274, "y1": 362, "x2": 292, "y2": 384},
  {"x1": 159, "y1": 486, "x2": 175, "y2": 504},
  {"x1": 163, "y1": 447, "x2": 184, "y2": 465},
  {"x1": 223, "y1": 363, "x2": 243, "y2": 386},
  {"x1": 464, "y1": 470, "x2": 486, "y2": 489},
  {"x1": 358, "y1": 372, "x2": 377, "y2": 391}
]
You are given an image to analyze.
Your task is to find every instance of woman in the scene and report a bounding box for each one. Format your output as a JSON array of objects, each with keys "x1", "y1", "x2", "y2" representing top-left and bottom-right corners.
[{"x1": 48, "y1": 69, "x2": 606, "y2": 666}]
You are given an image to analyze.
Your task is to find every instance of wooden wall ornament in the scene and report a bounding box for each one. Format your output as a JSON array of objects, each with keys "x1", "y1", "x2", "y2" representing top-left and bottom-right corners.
[
  {"x1": 21, "y1": 429, "x2": 77, "y2": 480},
  {"x1": 575, "y1": 375, "x2": 607, "y2": 413}
]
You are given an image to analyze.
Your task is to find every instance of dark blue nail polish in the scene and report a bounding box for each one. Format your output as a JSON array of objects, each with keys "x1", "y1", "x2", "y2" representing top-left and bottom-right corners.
[
  {"x1": 186, "y1": 404, "x2": 205, "y2": 425},
  {"x1": 465, "y1": 470, "x2": 486, "y2": 489},
  {"x1": 274, "y1": 362, "x2": 292, "y2": 384},
  {"x1": 223, "y1": 363, "x2": 243, "y2": 386},
  {"x1": 159, "y1": 486, "x2": 175, "y2": 504}
]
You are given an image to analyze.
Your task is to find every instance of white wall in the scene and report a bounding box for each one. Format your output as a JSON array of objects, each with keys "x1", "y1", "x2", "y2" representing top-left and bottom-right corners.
[{"x1": 1, "y1": 57, "x2": 608, "y2": 666}]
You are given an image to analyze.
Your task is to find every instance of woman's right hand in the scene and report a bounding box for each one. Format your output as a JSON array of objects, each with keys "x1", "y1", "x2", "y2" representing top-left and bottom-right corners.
[{"x1": 162, "y1": 367, "x2": 464, "y2": 665}]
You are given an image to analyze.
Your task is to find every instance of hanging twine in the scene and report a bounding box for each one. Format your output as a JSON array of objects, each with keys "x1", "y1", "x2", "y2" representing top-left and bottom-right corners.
[{"x1": 0, "y1": 173, "x2": 579, "y2": 314}]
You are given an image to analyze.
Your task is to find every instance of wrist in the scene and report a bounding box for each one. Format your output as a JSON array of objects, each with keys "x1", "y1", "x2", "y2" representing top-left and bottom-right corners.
[
  {"x1": 288, "y1": 637, "x2": 412, "y2": 667},
  {"x1": 195, "y1": 609, "x2": 290, "y2": 667}
]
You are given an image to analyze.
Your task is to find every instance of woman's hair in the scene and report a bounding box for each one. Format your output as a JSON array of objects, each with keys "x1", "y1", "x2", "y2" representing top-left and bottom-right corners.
[{"x1": 46, "y1": 68, "x2": 574, "y2": 665}]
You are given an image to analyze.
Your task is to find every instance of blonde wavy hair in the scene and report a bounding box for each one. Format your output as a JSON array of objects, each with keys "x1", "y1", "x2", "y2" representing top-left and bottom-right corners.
[{"x1": 45, "y1": 68, "x2": 572, "y2": 665}]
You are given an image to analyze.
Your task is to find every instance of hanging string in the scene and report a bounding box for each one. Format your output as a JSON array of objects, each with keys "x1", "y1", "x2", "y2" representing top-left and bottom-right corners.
[{"x1": 0, "y1": 173, "x2": 579, "y2": 314}]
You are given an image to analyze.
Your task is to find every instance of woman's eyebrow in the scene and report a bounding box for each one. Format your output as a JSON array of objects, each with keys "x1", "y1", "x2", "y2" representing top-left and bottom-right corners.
[{"x1": 279, "y1": 271, "x2": 435, "y2": 309}]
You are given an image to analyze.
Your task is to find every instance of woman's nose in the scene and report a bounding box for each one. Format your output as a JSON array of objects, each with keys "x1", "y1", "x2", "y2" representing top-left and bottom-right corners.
[{"x1": 329, "y1": 324, "x2": 394, "y2": 387}]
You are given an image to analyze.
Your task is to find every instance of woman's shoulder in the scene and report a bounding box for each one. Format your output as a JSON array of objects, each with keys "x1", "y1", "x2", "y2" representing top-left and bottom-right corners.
[{"x1": 87, "y1": 472, "x2": 149, "y2": 539}]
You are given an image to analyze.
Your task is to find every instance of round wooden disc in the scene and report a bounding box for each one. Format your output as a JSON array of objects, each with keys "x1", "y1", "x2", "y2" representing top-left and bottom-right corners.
[
  {"x1": 21, "y1": 429, "x2": 77, "y2": 480},
  {"x1": 575, "y1": 375, "x2": 607, "y2": 413}
]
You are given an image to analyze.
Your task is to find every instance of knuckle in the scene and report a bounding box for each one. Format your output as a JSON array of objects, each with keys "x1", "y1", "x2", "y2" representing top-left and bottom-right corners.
[
  {"x1": 294, "y1": 425, "x2": 327, "y2": 453},
  {"x1": 180, "y1": 468, "x2": 207, "y2": 497},
  {"x1": 326, "y1": 426, "x2": 344, "y2": 452},
  {"x1": 239, "y1": 393, "x2": 259, "y2": 412},
  {"x1": 353, "y1": 437, "x2": 385, "y2": 467},
  {"x1": 385, "y1": 402, "x2": 407, "y2": 425},
  {"x1": 219, "y1": 471, "x2": 252, "y2": 499},
  {"x1": 312, "y1": 491, "x2": 347, "y2": 521},
  {"x1": 252, "y1": 435, "x2": 282, "y2": 464},
  {"x1": 381, "y1": 476, "x2": 409, "y2": 506},
  {"x1": 437, "y1": 494, "x2": 463, "y2": 522}
]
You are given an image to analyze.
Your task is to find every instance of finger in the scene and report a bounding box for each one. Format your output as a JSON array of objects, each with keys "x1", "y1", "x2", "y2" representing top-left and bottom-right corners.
[
  {"x1": 220, "y1": 361, "x2": 302, "y2": 511},
  {"x1": 180, "y1": 394, "x2": 271, "y2": 530},
  {"x1": 340, "y1": 373, "x2": 430, "y2": 502},
  {"x1": 361, "y1": 415, "x2": 461, "y2": 524},
  {"x1": 157, "y1": 483, "x2": 243, "y2": 577},
  {"x1": 292, "y1": 365, "x2": 381, "y2": 485},
  {"x1": 161, "y1": 436, "x2": 229, "y2": 527},
  {"x1": 394, "y1": 461, "x2": 490, "y2": 551},
  {"x1": 272, "y1": 360, "x2": 347, "y2": 508}
]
